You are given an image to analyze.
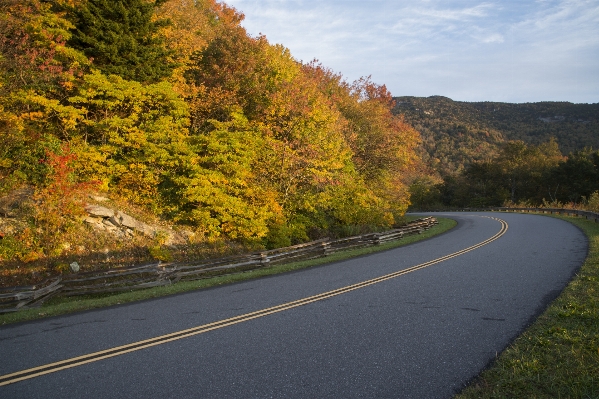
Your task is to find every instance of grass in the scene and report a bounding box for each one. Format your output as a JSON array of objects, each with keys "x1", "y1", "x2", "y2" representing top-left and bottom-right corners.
[
  {"x1": 456, "y1": 214, "x2": 599, "y2": 399},
  {"x1": 0, "y1": 217, "x2": 457, "y2": 326}
]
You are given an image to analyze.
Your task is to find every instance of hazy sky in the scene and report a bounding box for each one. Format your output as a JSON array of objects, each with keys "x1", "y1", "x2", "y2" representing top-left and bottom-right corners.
[{"x1": 225, "y1": 0, "x2": 599, "y2": 104}]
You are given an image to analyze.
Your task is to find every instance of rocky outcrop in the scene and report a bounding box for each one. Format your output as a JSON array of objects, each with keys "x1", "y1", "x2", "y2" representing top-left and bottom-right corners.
[
  {"x1": 84, "y1": 204, "x2": 188, "y2": 245},
  {"x1": 0, "y1": 188, "x2": 192, "y2": 245}
]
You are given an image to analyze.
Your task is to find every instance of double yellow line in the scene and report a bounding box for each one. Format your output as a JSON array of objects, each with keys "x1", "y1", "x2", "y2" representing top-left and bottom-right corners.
[{"x1": 0, "y1": 216, "x2": 508, "y2": 387}]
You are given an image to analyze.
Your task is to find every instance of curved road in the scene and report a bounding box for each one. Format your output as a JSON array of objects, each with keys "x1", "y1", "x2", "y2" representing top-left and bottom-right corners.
[{"x1": 0, "y1": 213, "x2": 588, "y2": 398}]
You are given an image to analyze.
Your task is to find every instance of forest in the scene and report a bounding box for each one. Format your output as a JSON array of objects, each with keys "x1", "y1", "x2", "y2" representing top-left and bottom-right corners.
[
  {"x1": 395, "y1": 96, "x2": 599, "y2": 176},
  {"x1": 397, "y1": 97, "x2": 599, "y2": 210},
  {"x1": 0, "y1": 0, "x2": 420, "y2": 274}
]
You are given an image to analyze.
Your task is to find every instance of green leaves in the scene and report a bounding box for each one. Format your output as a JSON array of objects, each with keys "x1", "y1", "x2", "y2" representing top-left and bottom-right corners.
[
  {"x1": 1, "y1": 0, "x2": 424, "y2": 249},
  {"x1": 175, "y1": 113, "x2": 274, "y2": 239},
  {"x1": 68, "y1": 0, "x2": 176, "y2": 83}
]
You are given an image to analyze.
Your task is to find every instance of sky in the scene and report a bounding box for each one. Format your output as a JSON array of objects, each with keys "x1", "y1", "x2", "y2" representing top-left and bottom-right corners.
[{"x1": 225, "y1": 0, "x2": 599, "y2": 104}]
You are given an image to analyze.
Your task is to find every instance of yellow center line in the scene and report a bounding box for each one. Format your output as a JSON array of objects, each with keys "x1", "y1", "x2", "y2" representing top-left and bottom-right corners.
[{"x1": 0, "y1": 216, "x2": 508, "y2": 387}]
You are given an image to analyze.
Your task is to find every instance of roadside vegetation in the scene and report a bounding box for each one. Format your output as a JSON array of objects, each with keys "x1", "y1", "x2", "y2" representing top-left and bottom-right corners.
[
  {"x1": 409, "y1": 137, "x2": 599, "y2": 212},
  {"x1": 1, "y1": 0, "x2": 420, "y2": 285},
  {"x1": 0, "y1": 217, "x2": 456, "y2": 325},
  {"x1": 457, "y1": 214, "x2": 599, "y2": 398}
]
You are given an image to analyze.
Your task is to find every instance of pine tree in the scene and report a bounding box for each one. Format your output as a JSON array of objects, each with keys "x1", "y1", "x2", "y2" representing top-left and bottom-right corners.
[{"x1": 68, "y1": 0, "x2": 175, "y2": 83}]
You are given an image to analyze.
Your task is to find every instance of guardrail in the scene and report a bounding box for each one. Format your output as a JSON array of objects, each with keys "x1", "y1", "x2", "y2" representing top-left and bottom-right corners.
[
  {"x1": 443, "y1": 207, "x2": 599, "y2": 222},
  {"x1": 0, "y1": 217, "x2": 438, "y2": 313}
]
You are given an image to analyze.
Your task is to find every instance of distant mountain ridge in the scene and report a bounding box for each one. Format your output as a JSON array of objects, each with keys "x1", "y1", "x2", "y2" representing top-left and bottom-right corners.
[{"x1": 393, "y1": 96, "x2": 599, "y2": 175}]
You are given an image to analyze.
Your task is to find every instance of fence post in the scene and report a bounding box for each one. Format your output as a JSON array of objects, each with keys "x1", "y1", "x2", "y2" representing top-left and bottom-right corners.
[
  {"x1": 259, "y1": 252, "x2": 270, "y2": 265},
  {"x1": 373, "y1": 234, "x2": 382, "y2": 245},
  {"x1": 321, "y1": 242, "x2": 331, "y2": 256}
]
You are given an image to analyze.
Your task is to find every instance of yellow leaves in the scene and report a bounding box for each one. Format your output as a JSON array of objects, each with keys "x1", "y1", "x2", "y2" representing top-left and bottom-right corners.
[
  {"x1": 66, "y1": 70, "x2": 190, "y2": 145},
  {"x1": 172, "y1": 113, "x2": 276, "y2": 240},
  {"x1": 116, "y1": 163, "x2": 159, "y2": 208},
  {"x1": 1, "y1": 0, "x2": 424, "y2": 247},
  {"x1": 587, "y1": 191, "x2": 599, "y2": 212},
  {"x1": 155, "y1": 0, "x2": 211, "y2": 60},
  {"x1": 20, "y1": 111, "x2": 45, "y2": 121},
  {"x1": 59, "y1": 79, "x2": 75, "y2": 91},
  {"x1": 18, "y1": 90, "x2": 86, "y2": 137},
  {"x1": 0, "y1": 158, "x2": 12, "y2": 169}
]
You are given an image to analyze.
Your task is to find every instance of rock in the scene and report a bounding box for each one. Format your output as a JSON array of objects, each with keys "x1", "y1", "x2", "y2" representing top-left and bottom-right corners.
[
  {"x1": 69, "y1": 262, "x2": 80, "y2": 273},
  {"x1": 114, "y1": 211, "x2": 139, "y2": 229},
  {"x1": 84, "y1": 204, "x2": 172, "y2": 239},
  {"x1": 114, "y1": 211, "x2": 157, "y2": 237},
  {"x1": 178, "y1": 230, "x2": 196, "y2": 242},
  {"x1": 139, "y1": 224, "x2": 158, "y2": 238},
  {"x1": 0, "y1": 219, "x2": 18, "y2": 235},
  {"x1": 164, "y1": 232, "x2": 189, "y2": 246},
  {"x1": 83, "y1": 217, "x2": 105, "y2": 231},
  {"x1": 108, "y1": 215, "x2": 122, "y2": 226},
  {"x1": 103, "y1": 219, "x2": 117, "y2": 227},
  {"x1": 85, "y1": 204, "x2": 115, "y2": 218}
]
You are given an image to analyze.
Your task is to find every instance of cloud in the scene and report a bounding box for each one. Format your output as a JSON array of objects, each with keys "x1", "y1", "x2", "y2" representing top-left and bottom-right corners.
[{"x1": 225, "y1": 0, "x2": 599, "y2": 103}]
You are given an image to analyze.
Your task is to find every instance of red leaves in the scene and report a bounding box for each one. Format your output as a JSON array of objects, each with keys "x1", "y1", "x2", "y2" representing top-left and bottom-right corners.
[{"x1": 38, "y1": 144, "x2": 100, "y2": 217}]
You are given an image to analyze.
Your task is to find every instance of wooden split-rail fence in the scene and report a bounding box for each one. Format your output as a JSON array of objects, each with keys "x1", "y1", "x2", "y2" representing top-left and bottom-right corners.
[
  {"x1": 451, "y1": 207, "x2": 599, "y2": 222},
  {"x1": 0, "y1": 217, "x2": 438, "y2": 313}
]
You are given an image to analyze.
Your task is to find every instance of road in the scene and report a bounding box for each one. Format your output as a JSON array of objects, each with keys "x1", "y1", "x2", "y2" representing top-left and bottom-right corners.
[{"x1": 0, "y1": 213, "x2": 588, "y2": 398}]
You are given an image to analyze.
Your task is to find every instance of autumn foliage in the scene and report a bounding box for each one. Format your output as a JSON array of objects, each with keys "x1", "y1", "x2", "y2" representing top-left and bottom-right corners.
[{"x1": 0, "y1": 0, "x2": 421, "y2": 260}]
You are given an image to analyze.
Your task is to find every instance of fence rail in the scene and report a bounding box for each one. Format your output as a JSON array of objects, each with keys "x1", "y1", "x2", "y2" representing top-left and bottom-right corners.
[
  {"x1": 0, "y1": 217, "x2": 439, "y2": 313},
  {"x1": 448, "y1": 207, "x2": 599, "y2": 222}
]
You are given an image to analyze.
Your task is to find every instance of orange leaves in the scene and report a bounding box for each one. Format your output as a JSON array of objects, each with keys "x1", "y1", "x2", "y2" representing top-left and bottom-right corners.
[
  {"x1": 37, "y1": 144, "x2": 99, "y2": 214},
  {"x1": 30, "y1": 143, "x2": 100, "y2": 258},
  {"x1": 0, "y1": 0, "x2": 85, "y2": 94},
  {"x1": 307, "y1": 72, "x2": 422, "y2": 216},
  {"x1": 180, "y1": 21, "x2": 422, "y2": 239},
  {"x1": 155, "y1": 0, "x2": 212, "y2": 60},
  {"x1": 340, "y1": 78, "x2": 420, "y2": 178},
  {"x1": 1, "y1": 0, "x2": 424, "y2": 248}
]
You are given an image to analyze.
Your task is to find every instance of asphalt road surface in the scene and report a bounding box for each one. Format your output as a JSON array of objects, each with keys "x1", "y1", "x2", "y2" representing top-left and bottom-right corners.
[{"x1": 0, "y1": 212, "x2": 588, "y2": 398}]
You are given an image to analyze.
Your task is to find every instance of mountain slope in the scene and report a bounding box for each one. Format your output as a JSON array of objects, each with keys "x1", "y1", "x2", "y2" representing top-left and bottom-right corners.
[{"x1": 393, "y1": 96, "x2": 599, "y2": 175}]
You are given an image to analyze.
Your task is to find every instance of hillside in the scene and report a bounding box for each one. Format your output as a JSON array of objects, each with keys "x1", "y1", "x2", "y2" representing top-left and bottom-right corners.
[
  {"x1": 393, "y1": 96, "x2": 599, "y2": 175},
  {"x1": 0, "y1": 0, "x2": 420, "y2": 284}
]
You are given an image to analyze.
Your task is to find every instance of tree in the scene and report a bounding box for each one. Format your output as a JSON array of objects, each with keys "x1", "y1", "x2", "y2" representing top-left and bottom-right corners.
[
  {"x1": 67, "y1": 0, "x2": 175, "y2": 83},
  {"x1": 547, "y1": 149, "x2": 599, "y2": 204},
  {"x1": 0, "y1": 0, "x2": 424, "y2": 250},
  {"x1": 408, "y1": 176, "x2": 442, "y2": 210},
  {"x1": 332, "y1": 76, "x2": 421, "y2": 217},
  {"x1": 173, "y1": 112, "x2": 276, "y2": 240},
  {"x1": 0, "y1": 0, "x2": 89, "y2": 191},
  {"x1": 495, "y1": 139, "x2": 563, "y2": 204},
  {"x1": 456, "y1": 161, "x2": 505, "y2": 207}
]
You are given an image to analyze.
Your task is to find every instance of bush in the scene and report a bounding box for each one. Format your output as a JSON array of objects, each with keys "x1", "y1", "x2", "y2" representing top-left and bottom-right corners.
[{"x1": 586, "y1": 191, "x2": 599, "y2": 212}]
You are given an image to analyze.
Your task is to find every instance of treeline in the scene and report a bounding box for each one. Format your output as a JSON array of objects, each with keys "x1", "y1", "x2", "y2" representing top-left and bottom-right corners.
[
  {"x1": 410, "y1": 139, "x2": 599, "y2": 210},
  {"x1": 0, "y1": 0, "x2": 420, "y2": 259},
  {"x1": 394, "y1": 96, "x2": 599, "y2": 176}
]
